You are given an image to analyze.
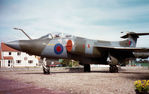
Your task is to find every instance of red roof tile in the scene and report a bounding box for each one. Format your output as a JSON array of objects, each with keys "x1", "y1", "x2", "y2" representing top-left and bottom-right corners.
[
  {"x1": 1, "y1": 42, "x2": 19, "y2": 52},
  {"x1": 3, "y1": 56, "x2": 13, "y2": 60},
  {"x1": 0, "y1": 51, "x2": 1, "y2": 60}
]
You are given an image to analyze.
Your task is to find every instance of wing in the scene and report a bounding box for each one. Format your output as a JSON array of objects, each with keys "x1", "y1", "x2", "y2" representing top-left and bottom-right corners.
[
  {"x1": 94, "y1": 46, "x2": 149, "y2": 52},
  {"x1": 94, "y1": 45, "x2": 149, "y2": 58}
]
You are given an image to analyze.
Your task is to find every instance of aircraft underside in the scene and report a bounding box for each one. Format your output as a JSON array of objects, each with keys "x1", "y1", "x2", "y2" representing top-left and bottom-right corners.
[{"x1": 42, "y1": 54, "x2": 122, "y2": 74}]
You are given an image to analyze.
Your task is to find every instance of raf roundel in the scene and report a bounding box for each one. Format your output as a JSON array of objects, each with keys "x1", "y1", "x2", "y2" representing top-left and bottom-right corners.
[
  {"x1": 54, "y1": 43, "x2": 63, "y2": 55},
  {"x1": 128, "y1": 40, "x2": 133, "y2": 47},
  {"x1": 66, "y1": 40, "x2": 73, "y2": 52}
]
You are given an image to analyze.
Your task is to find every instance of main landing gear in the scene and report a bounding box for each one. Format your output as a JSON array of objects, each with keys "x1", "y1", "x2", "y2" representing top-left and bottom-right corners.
[
  {"x1": 108, "y1": 54, "x2": 119, "y2": 73},
  {"x1": 109, "y1": 65, "x2": 118, "y2": 73},
  {"x1": 84, "y1": 64, "x2": 91, "y2": 72}
]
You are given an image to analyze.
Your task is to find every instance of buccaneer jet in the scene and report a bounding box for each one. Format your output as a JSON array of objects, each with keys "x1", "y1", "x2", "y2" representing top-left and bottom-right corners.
[{"x1": 5, "y1": 28, "x2": 149, "y2": 74}]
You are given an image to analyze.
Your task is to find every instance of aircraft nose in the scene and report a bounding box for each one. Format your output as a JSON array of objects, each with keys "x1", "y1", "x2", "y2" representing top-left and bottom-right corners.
[{"x1": 5, "y1": 40, "x2": 21, "y2": 51}]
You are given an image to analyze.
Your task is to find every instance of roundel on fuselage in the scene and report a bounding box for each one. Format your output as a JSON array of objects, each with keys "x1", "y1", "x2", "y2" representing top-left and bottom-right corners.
[
  {"x1": 128, "y1": 40, "x2": 132, "y2": 46},
  {"x1": 128, "y1": 40, "x2": 134, "y2": 47},
  {"x1": 66, "y1": 40, "x2": 73, "y2": 52},
  {"x1": 54, "y1": 43, "x2": 63, "y2": 55}
]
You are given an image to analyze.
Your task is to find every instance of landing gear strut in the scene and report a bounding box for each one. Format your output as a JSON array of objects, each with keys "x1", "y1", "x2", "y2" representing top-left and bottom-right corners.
[
  {"x1": 108, "y1": 54, "x2": 119, "y2": 73},
  {"x1": 84, "y1": 64, "x2": 91, "y2": 72},
  {"x1": 43, "y1": 66, "x2": 50, "y2": 74},
  {"x1": 42, "y1": 58, "x2": 50, "y2": 74},
  {"x1": 109, "y1": 65, "x2": 118, "y2": 73}
]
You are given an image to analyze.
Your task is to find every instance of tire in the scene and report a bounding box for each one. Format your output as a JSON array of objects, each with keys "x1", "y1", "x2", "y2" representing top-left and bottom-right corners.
[
  {"x1": 109, "y1": 65, "x2": 118, "y2": 73},
  {"x1": 43, "y1": 67, "x2": 50, "y2": 74}
]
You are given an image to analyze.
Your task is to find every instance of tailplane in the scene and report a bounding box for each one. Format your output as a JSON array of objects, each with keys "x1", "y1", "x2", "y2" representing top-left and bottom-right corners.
[{"x1": 121, "y1": 32, "x2": 149, "y2": 47}]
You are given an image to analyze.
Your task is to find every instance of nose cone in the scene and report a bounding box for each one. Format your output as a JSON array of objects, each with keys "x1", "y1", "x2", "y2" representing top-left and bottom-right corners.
[{"x1": 5, "y1": 40, "x2": 21, "y2": 51}]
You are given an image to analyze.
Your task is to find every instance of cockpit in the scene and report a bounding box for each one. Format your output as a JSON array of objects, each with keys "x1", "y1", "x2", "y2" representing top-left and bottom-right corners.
[{"x1": 39, "y1": 32, "x2": 72, "y2": 39}]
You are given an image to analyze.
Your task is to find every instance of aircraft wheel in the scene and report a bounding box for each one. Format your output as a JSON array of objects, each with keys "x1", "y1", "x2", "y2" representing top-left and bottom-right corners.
[
  {"x1": 84, "y1": 64, "x2": 91, "y2": 72},
  {"x1": 43, "y1": 67, "x2": 46, "y2": 74},
  {"x1": 109, "y1": 65, "x2": 118, "y2": 73},
  {"x1": 43, "y1": 67, "x2": 50, "y2": 74}
]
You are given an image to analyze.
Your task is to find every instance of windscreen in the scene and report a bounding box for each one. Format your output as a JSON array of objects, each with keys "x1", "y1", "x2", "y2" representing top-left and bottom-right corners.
[{"x1": 39, "y1": 32, "x2": 72, "y2": 39}]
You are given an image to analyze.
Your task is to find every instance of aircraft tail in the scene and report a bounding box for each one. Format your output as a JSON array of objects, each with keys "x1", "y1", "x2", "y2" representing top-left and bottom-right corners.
[{"x1": 121, "y1": 32, "x2": 149, "y2": 47}]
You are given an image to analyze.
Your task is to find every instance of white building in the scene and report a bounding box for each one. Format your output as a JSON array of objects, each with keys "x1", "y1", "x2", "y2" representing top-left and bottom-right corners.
[{"x1": 0, "y1": 43, "x2": 39, "y2": 68}]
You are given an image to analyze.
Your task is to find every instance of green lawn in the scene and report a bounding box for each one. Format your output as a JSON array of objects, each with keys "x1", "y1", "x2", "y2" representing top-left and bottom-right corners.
[{"x1": 135, "y1": 63, "x2": 149, "y2": 66}]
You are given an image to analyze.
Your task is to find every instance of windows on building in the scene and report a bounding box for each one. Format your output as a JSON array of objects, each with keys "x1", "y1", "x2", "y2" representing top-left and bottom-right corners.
[
  {"x1": 17, "y1": 52, "x2": 21, "y2": 56},
  {"x1": 9, "y1": 52, "x2": 11, "y2": 55},
  {"x1": 8, "y1": 60, "x2": 11, "y2": 66},
  {"x1": 16, "y1": 60, "x2": 21, "y2": 64},
  {"x1": 28, "y1": 60, "x2": 33, "y2": 64}
]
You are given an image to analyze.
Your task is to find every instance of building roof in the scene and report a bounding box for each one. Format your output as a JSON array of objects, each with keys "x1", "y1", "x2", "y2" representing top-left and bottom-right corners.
[
  {"x1": 0, "y1": 51, "x2": 1, "y2": 60},
  {"x1": 1, "y1": 42, "x2": 19, "y2": 52},
  {"x1": 3, "y1": 56, "x2": 13, "y2": 60}
]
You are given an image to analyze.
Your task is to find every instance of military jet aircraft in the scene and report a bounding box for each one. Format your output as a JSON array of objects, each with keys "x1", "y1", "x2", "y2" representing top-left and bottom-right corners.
[{"x1": 5, "y1": 28, "x2": 149, "y2": 73}]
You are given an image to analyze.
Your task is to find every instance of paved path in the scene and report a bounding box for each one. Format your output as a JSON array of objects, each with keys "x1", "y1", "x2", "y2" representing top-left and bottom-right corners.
[
  {"x1": 0, "y1": 67, "x2": 149, "y2": 94},
  {"x1": 0, "y1": 77, "x2": 67, "y2": 94}
]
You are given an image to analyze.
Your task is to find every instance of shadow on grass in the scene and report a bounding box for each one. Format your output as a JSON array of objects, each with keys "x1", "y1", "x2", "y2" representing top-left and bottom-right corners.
[{"x1": 120, "y1": 71, "x2": 149, "y2": 80}]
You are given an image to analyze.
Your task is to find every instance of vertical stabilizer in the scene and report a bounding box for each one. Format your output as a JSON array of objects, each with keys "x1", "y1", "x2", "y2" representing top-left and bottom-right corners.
[{"x1": 121, "y1": 32, "x2": 149, "y2": 47}]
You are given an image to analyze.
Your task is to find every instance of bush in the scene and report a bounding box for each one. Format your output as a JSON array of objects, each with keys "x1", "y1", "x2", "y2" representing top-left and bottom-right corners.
[
  {"x1": 134, "y1": 80, "x2": 149, "y2": 94},
  {"x1": 61, "y1": 59, "x2": 79, "y2": 67}
]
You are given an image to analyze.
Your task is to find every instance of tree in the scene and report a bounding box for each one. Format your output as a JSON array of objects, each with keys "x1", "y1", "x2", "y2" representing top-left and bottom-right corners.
[{"x1": 60, "y1": 59, "x2": 79, "y2": 67}]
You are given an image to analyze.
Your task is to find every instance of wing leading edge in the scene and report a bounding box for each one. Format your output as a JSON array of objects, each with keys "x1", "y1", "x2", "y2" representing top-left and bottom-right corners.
[{"x1": 94, "y1": 45, "x2": 149, "y2": 52}]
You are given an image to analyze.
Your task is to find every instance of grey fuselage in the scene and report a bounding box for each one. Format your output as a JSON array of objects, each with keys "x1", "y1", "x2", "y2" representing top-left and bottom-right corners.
[{"x1": 7, "y1": 35, "x2": 133, "y2": 65}]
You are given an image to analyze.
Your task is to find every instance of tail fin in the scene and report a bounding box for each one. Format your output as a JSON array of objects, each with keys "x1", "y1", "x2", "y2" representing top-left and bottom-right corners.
[{"x1": 121, "y1": 32, "x2": 149, "y2": 47}]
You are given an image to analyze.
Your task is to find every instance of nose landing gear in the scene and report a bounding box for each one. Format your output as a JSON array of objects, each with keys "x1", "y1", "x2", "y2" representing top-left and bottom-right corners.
[{"x1": 42, "y1": 58, "x2": 50, "y2": 74}]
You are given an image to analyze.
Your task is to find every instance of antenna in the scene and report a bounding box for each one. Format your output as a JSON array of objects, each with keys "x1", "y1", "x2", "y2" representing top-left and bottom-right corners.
[{"x1": 13, "y1": 28, "x2": 32, "y2": 40}]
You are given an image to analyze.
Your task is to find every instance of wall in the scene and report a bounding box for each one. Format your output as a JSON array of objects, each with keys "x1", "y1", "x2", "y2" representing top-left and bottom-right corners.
[{"x1": 1, "y1": 51, "x2": 39, "y2": 68}]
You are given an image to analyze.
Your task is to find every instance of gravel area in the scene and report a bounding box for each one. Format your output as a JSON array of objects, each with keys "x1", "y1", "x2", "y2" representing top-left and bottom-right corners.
[{"x1": 0, "y1": 67, "x2": 149, "y2": 94}]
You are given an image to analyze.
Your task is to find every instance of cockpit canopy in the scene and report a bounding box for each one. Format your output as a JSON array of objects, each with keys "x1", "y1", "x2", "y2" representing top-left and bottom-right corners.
[{"x1": 39, "y1": 32, "x2": 72, "y2": 39}]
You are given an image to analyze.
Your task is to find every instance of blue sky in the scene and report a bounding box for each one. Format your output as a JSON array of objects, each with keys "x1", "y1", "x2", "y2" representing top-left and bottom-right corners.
[{"x1": 0, "y1": 0, "x2": 149, "y2": 47}]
